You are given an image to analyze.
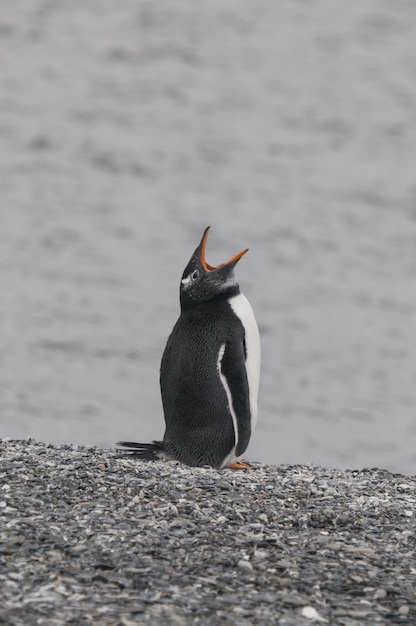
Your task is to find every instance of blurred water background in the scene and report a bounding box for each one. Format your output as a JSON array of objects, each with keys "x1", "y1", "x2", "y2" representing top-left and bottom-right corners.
[{"x1": 1, "y1": 1, "x2": 416, "y2": 474}]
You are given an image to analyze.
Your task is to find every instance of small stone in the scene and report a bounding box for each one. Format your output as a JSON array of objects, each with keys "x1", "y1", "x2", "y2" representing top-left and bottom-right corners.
[
  {"x1": 283, "y1": 594, "x2": 307, "y2": 607},
  {"x1": 398, "y1": 605, "x2": 410, "y2": 616},
  {"x1": 349, "y1": 575, "x2": 363, "y2": 583},
  {"x1": 301, "y1": 606, "x2": 328, "y2": 622},
  {"x1": 326, "y1": 542, "x2": 342, "y2": 551},
  {"x1": 347, "y1": 610, "x2": 373, "y2": 618},
  {"x1": 237, "y1": 559, "x2": 253, "y2": 571},
  {"x1": 10, "y1": 535, "x2": 26, "y2": 545},
  {"x1": 45, "y1": 550, "x2": 63, "y2": 562},
  {"x1": 253, "y1": 549, "x2": 268, "y2": 559}
]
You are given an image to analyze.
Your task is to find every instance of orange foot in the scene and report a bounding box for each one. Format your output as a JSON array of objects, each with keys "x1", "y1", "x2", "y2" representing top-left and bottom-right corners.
[{"x1": 226, "y1": 461, "x2": 252, "y2": 470}]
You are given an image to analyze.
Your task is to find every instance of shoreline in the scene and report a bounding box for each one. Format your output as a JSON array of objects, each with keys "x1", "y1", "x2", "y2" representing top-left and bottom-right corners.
[{"x1": 1, "y1": 439, "x2": 415, "y2": 625}]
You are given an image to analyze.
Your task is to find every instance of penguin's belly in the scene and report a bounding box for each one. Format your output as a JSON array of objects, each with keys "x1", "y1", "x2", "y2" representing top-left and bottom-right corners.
[{"x1": 228, "y1": 293, "x2": 261, "y2": 435}]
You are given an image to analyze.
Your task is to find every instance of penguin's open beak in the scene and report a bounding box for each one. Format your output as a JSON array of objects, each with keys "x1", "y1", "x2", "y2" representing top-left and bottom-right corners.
[{"x1": 200, "y1": 226, "x2": 248, "y2": 272}]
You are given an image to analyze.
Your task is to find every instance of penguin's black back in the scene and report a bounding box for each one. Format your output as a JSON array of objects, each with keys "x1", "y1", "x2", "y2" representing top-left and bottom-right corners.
[{"x1": 160, "y1": 296, "x2": 249, "y2": 468}]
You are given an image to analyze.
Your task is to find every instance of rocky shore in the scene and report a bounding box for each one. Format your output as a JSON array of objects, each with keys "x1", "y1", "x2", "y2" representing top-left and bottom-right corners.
[{"x1": 0, "y1": 439, "x2": 415, "y2": 625}]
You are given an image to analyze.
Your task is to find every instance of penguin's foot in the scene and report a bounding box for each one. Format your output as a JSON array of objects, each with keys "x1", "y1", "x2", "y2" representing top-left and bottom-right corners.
[{"x1": 226, "y1": 461, "x2": 252, "y2": 470}]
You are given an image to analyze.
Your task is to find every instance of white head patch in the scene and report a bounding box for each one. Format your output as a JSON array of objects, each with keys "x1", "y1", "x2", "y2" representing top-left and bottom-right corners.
[{"x1": 181, "y1": 275, "x2": 193, "y2": 288}]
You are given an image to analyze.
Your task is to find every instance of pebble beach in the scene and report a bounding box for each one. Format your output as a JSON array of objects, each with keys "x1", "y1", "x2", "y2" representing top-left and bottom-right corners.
[{"x1": 1, "y1": 439, "x2": 415, "y2": 625}]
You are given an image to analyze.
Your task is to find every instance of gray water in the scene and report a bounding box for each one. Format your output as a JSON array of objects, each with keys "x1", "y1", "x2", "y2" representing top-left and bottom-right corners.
[{"x1": 1, "y1": 0, "x2": 416, "y2": 475}]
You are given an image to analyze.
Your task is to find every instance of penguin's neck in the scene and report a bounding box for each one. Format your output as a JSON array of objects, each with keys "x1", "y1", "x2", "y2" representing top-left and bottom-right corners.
[{"x1": 180, "y1": 285, "x2": 240, "y2": 312}]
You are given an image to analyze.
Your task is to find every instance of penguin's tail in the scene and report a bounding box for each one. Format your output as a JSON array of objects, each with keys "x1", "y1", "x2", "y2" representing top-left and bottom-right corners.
[{"x1": 116, "y1": 440, "x2": 164, "y2": 461}]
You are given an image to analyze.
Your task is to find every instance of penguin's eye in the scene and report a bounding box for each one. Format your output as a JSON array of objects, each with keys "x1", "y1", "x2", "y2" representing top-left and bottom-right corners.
[{"x1": 191, "y1": 270, "x2": 199, "y2": 281}]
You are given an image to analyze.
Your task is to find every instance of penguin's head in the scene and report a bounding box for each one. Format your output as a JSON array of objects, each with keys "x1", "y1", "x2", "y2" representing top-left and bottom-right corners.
[{"x1": 180, "y1": 226, "x2": 248, "y2": 310}]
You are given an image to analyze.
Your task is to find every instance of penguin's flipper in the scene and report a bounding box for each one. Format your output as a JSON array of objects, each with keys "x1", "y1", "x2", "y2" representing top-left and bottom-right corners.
[
  {"x1": 116, "y1": 440, "x2": 164, "y2": 460},
  {"x1": 220, "y1": 341, "x2": 252, "y2": 457}
]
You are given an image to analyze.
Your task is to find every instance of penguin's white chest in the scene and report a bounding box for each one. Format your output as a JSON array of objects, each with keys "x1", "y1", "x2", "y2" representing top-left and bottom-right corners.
[{"x1": 228, "y1": 292, "x2": 261, "y2": 433}]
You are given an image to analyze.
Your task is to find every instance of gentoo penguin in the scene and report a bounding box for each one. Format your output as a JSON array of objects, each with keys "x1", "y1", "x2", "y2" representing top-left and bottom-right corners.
[{"x1": 118, "y1": 226, "x2": 260, "y2": 469}]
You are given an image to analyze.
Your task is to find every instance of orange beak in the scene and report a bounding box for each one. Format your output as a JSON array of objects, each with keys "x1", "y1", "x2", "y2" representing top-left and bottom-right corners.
[{"x1": 200, "y1": 226, "x2": 248, "y2": 272}]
